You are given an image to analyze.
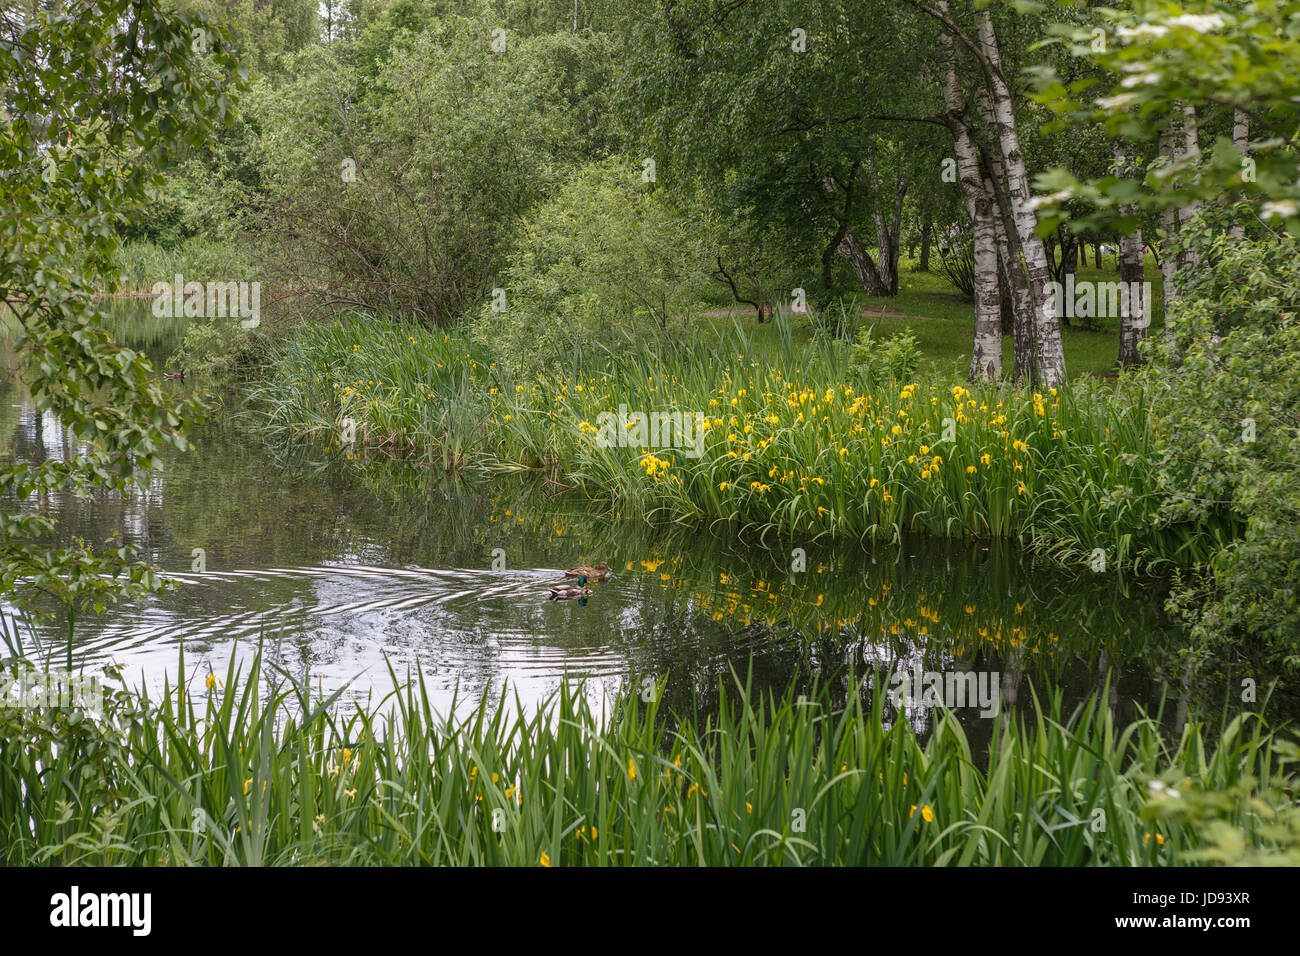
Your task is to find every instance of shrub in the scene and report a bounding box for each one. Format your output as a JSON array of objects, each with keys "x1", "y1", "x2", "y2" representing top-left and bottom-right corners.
[
  {"x1": 935, "y1": 228, "x2": 975, "y2": 300},
  {"x1": 852, "y1": 326, "x2": 922, "y2": 388},
  {"x1": 470, "y1": 156, "x2": 715, "y2": 377},
  {"x1": 256, "y1": 24, "x2": 615, "y2": 325},
  {"x1": 811, "y1": 295, "x2": 861, "y2": 341},
  {"x1": 1144, "y1": 229, "x2": 1300, "y2": 672}
]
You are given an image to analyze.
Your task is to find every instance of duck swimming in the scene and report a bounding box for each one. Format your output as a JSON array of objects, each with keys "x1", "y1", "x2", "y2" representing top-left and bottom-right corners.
[
  {"x1": 549, "y1": 575, "x2": 591, "y2": 600},
  {"x1": 564, "y1": 561, "x2": 610, "y2": 581}
]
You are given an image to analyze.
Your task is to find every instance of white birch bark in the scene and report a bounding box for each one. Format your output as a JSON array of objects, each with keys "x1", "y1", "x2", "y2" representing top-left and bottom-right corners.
[
  {"x1": 994, "y1": 207, "x2": 1036, "y2": 380},
  {"x1": 975, "y1": 84, "x2": 1037, "y2": 379},
  {"x1": 1113, "y1": 141, "x2": 1146, "y2": 369},
  {"x1": 1230, "y1": 108, "x2": 1249, "y2": 240},
  {"x1": 937, "y1": 3, "x2": 1001, "y2": 380},
  {"x1": 1178, "y1": 103, "x2": 1203, "y2": 257},
  {"x1": 1158, "y1": 122, "x2": 1183, "y2": 346},
  {"x1": 974, "y1": 7, "x2": 1066, "y2": 386},
  {"x1": 967, "y1": 176, "x2": 1003, "y2": 382}
]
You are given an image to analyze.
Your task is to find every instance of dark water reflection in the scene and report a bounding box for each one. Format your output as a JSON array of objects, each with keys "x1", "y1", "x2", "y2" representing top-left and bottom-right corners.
[{"x1": 0, "y1": 303, "x2": 1254, "y2": 738}]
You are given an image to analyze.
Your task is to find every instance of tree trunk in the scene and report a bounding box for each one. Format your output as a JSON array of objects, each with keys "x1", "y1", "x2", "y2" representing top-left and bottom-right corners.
[
  {"x1": 999, "y1": 284, "x2": 1014, "y2": 334},
  {"x1": 1158, "y1": 122, "x2": 1182, "y2": 346},
  {"x1": 1230, "y1": 109, "x2": 1249, "y2": 240},
  {"x1": 919, "y1": 210, "x2": 933, "y2": 271},
  {"x1": 821, "y1": 170, "x2": 856, "y2": 295},
  {"x1": 937, "y1": 7, "x2": 1001, "y2": 381},
  {"x1": 822, "y1": 167, "x2": 889, "y2": 296},
  {"x1": 865, "y1": 150, "x2": 908, "y2": 295},
  {"x1": 1116, "y1": 236, "x2": 1146, "y2": 367},
  {"x1": 1158, "y1": 102, "x2": 1203, "y2": 353},
  {"x1": 995, "y1": 210, "x2": 1036, "y2": 381},
  {"x1": 1053, "y1": 227, "x2": 1077, "y2": 328},
  {"x1": 973, "y1": 84, "x2": 1034, "y2": 381},
  {"x1": 839, "y1": 230, "x2": 888, "y2": 296},
  {"x1": 974, "y1": 8, "x2": 1066, "y2": 386},
  {"x1": 714, "y1": 254, "x2": 768, "y2": 323},
  {"x1": 968, "y1": 187, "x2": 1002, "y2": 382},
  {"x1": 1113, "y1": 142, "x2": 1147, "y2": 369},
  {"x1": 887, "y1": 176, "x2": 908, "y2": 294},
  {"x1": 1058, "y1": 227, "x2": 1078, "y2": 283},
  {"x1": 1179, "y1": 103, "x2": 1203, "y2": 235}
]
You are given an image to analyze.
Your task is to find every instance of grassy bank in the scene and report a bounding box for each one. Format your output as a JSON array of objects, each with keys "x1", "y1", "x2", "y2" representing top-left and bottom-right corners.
[
  {"x1": 2, "y1": 651, "x2": 1294, "y2": 866},
  {"x1": 253, "y1": 314, "x2": 1229, "y2": 575}
]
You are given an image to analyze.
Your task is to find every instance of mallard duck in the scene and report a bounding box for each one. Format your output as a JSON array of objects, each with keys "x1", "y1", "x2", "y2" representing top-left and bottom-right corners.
[
  {"x1": 549, "y1": 576, "x2": 591, "y2": 600},
  {"x1": 163, "y1": 370, "x2": 185, "y2": 382},
  {"x1": 564, "y1": 561, "x2": 610, "y2": 581}
]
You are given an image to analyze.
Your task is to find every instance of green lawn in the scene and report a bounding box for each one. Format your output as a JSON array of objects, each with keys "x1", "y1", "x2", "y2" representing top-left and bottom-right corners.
[{"x1": 699, "y1": 255, "x2": 1166, "y2": 382}]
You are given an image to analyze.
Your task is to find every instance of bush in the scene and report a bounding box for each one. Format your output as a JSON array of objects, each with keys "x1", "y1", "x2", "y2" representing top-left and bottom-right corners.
[
  {"x1": 936, "y1": 228, "x2": 975, "y2": 300},
  {"x1": 471, "y1": 156, "x2": 715, "y2": 377},
  {"x1": 811, "y1": 295, "x2": 861, "y2": 341},
  {"x1": 256, "y1": 24, "x2": 615, "y2": 325},
  {"x1": 170, "y1": 320, "x2": 266, "y2": 382},
  {"x1": 852, "y1": 326, "x2": 922, "y2": 388},
  {"x1": 1144, "y1": 228, "x2": 1300, "y2": 672}
]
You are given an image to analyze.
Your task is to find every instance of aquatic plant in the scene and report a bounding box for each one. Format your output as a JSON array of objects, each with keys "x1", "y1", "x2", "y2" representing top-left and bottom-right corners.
[
  {"x1": 0, "y1": 649, "x2": 1293, "y2": 866},
  {"x1": 254, "y1": 316, "x2": 1229, "y2": 576}
]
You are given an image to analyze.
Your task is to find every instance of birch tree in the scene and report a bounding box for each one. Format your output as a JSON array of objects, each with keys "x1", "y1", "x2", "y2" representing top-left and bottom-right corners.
[
  {"x1": 936, "y1": 1, "x2": 1001, "y2": 381},
  {"x1": 1112, "y1": 142, "x2": 1147, "y2": 368},
  {"x1": 1229, "y1": 108, "x2": 1249, "y2": 241},
  {"x1": 1032, "y1": 3, "x2": 1300, "y2": 317},
  {"x1": 972, "y1": 7, "x2": 1066, "y2": 385},
  {"x1": 910, "y1": 0, "x2": 1068, "y2": 385}
]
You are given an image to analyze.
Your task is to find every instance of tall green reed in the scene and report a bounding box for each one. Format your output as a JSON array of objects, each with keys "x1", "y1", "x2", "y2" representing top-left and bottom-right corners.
[
  {"x1": 1, "y1": 647, "x2": 1294, "y2": 865},
  {"x1": 253, "y1": 314, "x2": 1224, "y2": 573}
]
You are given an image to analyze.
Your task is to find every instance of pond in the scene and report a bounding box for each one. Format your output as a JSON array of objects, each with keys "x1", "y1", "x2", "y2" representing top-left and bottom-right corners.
[{"x1": 2, "y1": 302, "x2": 1205, "y2": 740}]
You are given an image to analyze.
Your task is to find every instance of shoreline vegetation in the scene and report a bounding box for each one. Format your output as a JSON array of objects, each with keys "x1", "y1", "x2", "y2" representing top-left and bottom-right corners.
[
  {"x1": 2, "y1": 649, "x2": 1296, "y2": 866},
  {"x1": 251, "y1": 311, "x2": 1221, "y2": 578}
]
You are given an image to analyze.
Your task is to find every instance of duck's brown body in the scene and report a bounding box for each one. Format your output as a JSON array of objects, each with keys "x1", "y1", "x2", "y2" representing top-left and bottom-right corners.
[{"x1": 564, "y1": 561, "x2": 610, "y2": 581}]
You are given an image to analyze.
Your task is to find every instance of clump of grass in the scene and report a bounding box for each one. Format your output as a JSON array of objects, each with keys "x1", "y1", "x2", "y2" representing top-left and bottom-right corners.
[
  {"x1": 0, "y1": 650, "x2": 1293, "y2": 865},
  {"x1": 250, "y1": 317, "x2": 499, "y2": 471}
]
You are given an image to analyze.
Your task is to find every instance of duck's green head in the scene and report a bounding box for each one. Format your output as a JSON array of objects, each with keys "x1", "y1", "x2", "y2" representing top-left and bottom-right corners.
[{"x1": 577, "y1": 575, "x2": 587, "y2": 586}]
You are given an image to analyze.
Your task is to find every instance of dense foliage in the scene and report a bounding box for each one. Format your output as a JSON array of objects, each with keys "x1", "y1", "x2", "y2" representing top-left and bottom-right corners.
[
  {"x1": 1145, "y1": 228, "x2": 1300, "y2": 670},
  {"x1": 3, "y1": 651, "x2": 1295, "y2": 865},
  {"x1": 0, "y1": 0, "x2": 241, "y2": 643},
  {"x1": 471, "y1": 158, "x2": 716, "y2": 376},
  {"x1": 255, "y1": 19, "x2": 617, "y2": 324}
]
